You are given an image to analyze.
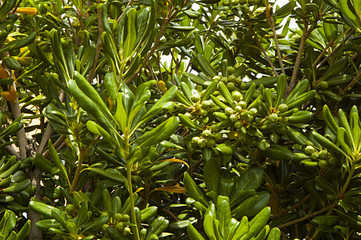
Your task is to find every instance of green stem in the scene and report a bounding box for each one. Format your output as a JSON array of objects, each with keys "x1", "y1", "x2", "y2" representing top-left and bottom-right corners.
[
  {"x1": 124, "y1": 135, "x2": 140, "y2": 240},
  {"x1": 70, "y1": 149, "x2": 84, "y2": 193}
]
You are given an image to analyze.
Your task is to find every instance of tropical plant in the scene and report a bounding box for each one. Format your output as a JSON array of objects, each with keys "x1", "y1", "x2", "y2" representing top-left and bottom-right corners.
[{"x1": 1, "y1": 0, "x2": 361, "y2": 239}]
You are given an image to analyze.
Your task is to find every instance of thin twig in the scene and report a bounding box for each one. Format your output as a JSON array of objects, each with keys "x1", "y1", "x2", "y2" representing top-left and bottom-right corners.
[
  {"x1": 340, "y1": 70, "x2": 361, "y2": 96},
  {"x1": 251, "y1": 26, "x2": 278, "y2": 76},
  {"x1": 316, "y1": 29, "x2": 355, "y2": 69},
  {"x1": 126, "y1": 9, "x2": 174, "y2": 84},
  {"x1": 277, "y1": 202, "x2": 338, "y2": 229},
  {"x1": 279, "y1": 194, "x2": 311, "y2": 216}
]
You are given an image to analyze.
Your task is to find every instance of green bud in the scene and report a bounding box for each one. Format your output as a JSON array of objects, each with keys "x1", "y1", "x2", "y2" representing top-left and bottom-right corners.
[
  {"x1": 210, "y1": 124, "x2": 219, "y2": 132},
  {"x1": 317, "y1": 81, "x2": 328, "y2": 89},
  {"x1": 115, "y1": 222, "x2": 124, "y2": 231},
  {"x1": 214, "y1": 132, "x2": 223, "y2": 142},
  {"x1": 115, "y1": 213, "x2": 123, "y2": 221}
]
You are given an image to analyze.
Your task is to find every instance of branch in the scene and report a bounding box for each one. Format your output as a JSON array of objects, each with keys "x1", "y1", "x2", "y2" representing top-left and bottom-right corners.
[
  {"x1": 251, "y1": 26, "x2": 278, "y2": 76},
  {"x1": 266, "y1": 6, "x2": 285, "y2": 75},
  {"x1": 9, "y1": 84, "x2": 27, "y2": 158},
  {"x1": 276, "y1": 202, "x2": 338, "y2": 229},
  {"x1": 286, "y1": 23, "x2": 312, "y2": 95},
  {"x1": 1, "y1": 140, "x2": 21, "y2": 158}
]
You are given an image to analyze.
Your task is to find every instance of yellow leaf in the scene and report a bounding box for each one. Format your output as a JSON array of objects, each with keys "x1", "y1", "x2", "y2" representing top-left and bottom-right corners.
[
  {"x1": 161, "y1": 158, "x2": 189, "y2": 168},
  {"x1": 152, "y1": 184, "x2": 187, "y2": 194},
  {"x1": 157, "y1": 81, "x2": 168, "y2": 94},
  {"x1": 134, "y1": 187, "x2": 144, "y2": 194},
  {"x1": 1, "y1": 86, "x2": 18, "y2": 103},
  {"x1": 0, "y1": 65, "x2": 9, "y2": 79},
  {"x1": 15, "y1": 7, "x2": 38, "y2": 15}
]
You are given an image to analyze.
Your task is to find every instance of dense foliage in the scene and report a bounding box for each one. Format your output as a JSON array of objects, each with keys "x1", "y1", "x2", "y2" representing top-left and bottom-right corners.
[{"x1": 1, "y1": 0, "x2": 361, "y2": 239}]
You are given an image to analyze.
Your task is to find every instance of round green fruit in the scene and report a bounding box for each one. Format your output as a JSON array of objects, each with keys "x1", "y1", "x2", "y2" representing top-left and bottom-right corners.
[
  {"x1": 202, "y1": 129, "x2": 212, "y2": 138},
  {"x1": 228, "y1": 75, "x2": 236, "y2": 82},
  {"x1": 238, "y1": 101, "x2": 247, "y2": 108},
  {"x1": 318, "y1": 160, "x2": 328, "y2": 168},
  {"x1": 213, "y1": 76, "x2": 221, "y2": 81},
  {"x1": 206, "y1": 138, "x2": 216, "y2": 147},
  {"x1": 122, "y1": 214, "x2": 130, "y2": 222},
  {"x1": 268, "y1": 113, "x2": 278, "y2": 122},
  {"x1": 65, "y1": 204, "x2": 76, "y2": 214},
  {"x1": 221, "y1": 77, "x2": 228, "y2": 83},
  {"x1": 191, "y1": 94, "x2": 200, "y2": 103},
  {"x1": 317, "y1": 81, "x2": 328, "y2": 89},
  {"x1": 234, "y1": 121, "x2": 242, "y2": 129},
  {"x1": 202, "y1": 100, "x2": 214, "y2": 109},
  {"x1": 305, "y1": 146, "x2": 315, "y2": 155},
  {"x1": 311, "y1": 152, "x2": 319, "y2": 160},
  {"x1": 249, "y1": 108, "x2": 258, "y2": 116},
  {"x1": 198, "y1": 138, "x2": 207, "y2": 148},
  {"x1": 232, "y1": 91, "x2": 243, "y2": 101},
  {"x1": 278, "y1": 103, "x2": 288, "y2": 113},
  {"x1": 199, "y1": 109, "x2": 208, "y2": 117},
  {"x1": 192, "y1": 136, "x2": 200, "y2": 145},
  {"x1": 225, "y1": 107, "x2": 234, "y2": 115},
  {"x1": 230, "y1": 114, "x2": 238, "y2": 122},
  {"x1": 235, "y1": 106, "x2": 243, "y2": 113},
  {"x1": 319, "y1": 150, "x2": 328, "y2": 159},
  {"x1": 227, "y1": 66, "x2": 235, "y2": 75},
  {"x1": 227, "y1": 82, "x2": 236, "y2": 91},
  {"x1": 115, "y1": 222, "x2": 124, "y2": 231},
  {"x1": 115, "y1": 213, "x2": 123, "y2": 221}
]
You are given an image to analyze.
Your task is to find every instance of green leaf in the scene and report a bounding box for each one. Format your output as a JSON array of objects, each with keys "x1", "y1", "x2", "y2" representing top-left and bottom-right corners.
[{"x1": 124, "y1": 8, "x2": 137, "y2": 59}]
